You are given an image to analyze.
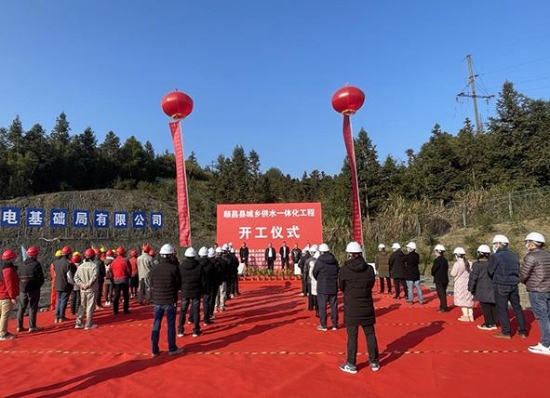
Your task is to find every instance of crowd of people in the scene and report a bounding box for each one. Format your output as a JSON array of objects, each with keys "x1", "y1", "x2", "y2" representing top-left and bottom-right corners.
[{"x1": 1, "y1": 231, "x2": 549, "y2": 372}]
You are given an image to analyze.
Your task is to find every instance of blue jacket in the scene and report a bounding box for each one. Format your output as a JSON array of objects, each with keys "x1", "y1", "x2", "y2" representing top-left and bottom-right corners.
[{"x1": 488, "y1": 247, "x2": 520, "y2": 286}]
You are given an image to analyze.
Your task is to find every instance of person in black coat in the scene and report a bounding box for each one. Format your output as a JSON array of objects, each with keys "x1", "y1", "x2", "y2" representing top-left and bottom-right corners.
[
  {"x1": 403, "y1": 242, "x2": 424, "y2": 305},
  {"x1": 177, "y1": 248, "x2": 203, "y2": 338},
  {"x1": 468, "y1": 245, "x2": 497, "y2": 330},
  {"x1": 149, "y1": 244, "x2": 183, "y2": 357},
  {"x1": 338, "y1": 241, "x2": 380, "y2": 374},
  {"x1": 16, "y1": 246, "x2": 45, "y2": 332},
  {"x1": 313, "y1": 243, "x2": 339, "y2": 331},
  {"x1": 298, "y1": 247, "x2": 311, "y2": 296},
  {"x1": 431, "y1": 245, "x2": 449, "y2": 312},
  {"x1": 279, "y1": 241, "x2": 290, "y2": 271},
  {"x1": 264, "y1": 243, "x2": 276, "y2": 271},
  {"x1": 389, "y1": 243, "x2": 408, "y2": 299},
  {"x1": 239, "y1": 242, "x2": 249, "y2": 266},
  {"x1": 53, "y1": 246, "x2": 76, "y2": 323},
  {"x1": 198, "y1": 248, "x2": 215, "y2": 325}
]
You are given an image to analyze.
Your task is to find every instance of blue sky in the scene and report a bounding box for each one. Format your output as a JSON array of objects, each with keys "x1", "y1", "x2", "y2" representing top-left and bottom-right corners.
[{"x1": 1, "y1": 1, "x2": 549, "y2": 177}]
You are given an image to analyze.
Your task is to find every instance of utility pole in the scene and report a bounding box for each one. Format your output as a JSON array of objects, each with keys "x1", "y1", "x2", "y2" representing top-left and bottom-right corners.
[{"x1": 457, "y1": 54, "x2": 494, "y2": 134}]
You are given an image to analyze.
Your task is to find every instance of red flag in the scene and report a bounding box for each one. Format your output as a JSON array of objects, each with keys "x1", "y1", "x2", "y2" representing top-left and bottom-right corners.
[
  {"x1": 169, "y1": 121, "x2": 191, "y2": 247},
  {"x1": 343, "y1": 114, "x2": 363, "y2": 245}
]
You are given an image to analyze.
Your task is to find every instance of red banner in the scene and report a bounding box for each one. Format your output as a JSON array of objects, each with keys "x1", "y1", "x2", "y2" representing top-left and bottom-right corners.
[
  {"x1": 343, "y1": 114, "x2": 364, "y2": 245},
  {"x1": 169, "y1": 121, "x2": 191, "y2": 247},
  {"x1": 217, "y1": 202, "x2": 322, "y2": 266}
]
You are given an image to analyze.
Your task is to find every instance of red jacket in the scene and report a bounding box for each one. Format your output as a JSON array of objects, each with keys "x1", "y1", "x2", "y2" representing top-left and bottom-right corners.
[
  {"x1": 130, "y1": 257, "x2": 138, "y2": 276},
  {"x1": 0, "y1": 261, "x2": 20, "y2": 300},
  {"x1": 110, "y1": 256, "x2": 131, "y2": 283}
]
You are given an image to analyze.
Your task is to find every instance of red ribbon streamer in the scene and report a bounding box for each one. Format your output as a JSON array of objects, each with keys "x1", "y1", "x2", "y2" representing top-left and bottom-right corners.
[
  {"x1": 169, "y1": 121, "x2": 191, "y2": 247},
  {"x1": 343, "y1": 114, "x2": 363, "y2": 245}
]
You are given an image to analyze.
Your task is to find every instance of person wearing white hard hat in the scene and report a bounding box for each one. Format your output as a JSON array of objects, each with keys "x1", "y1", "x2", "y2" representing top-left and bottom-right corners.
[
  {"x1": 432, "y1": 244, "x2": 449, "y2": 312},
  {"x1": 339, "y1": 242, "x2": 380, "y2": 374},
  {"x1": 198, "y1": 247, "x2": 215, "y2": 326},
  {"x1": 213, "y1": 247, "x2": 228, "y2": 313},
  {"x1": 375, "y1": 244, "x2": 391, "y2": 295},
  {"x1": 313, "y1": 243, "x2": 339, "y2": 331},
  {"x1": 389, "y1": 243, "x2": 407, "y2": 300},
  {"x1": 404, "y1": 242, "x2": 423, "y2": 305},
  {"x1": 521, "y1": 232, "x2": 550, "y2": 355},
  {"x1": 149, "y1": 243, "x2": 184, "y2": 357},
  {"x1": 488, "y1": 234, "x2": 527, "y2": 339},
  {"x1": 468, "y1": 245, "x2": 497, "y2": 330},
  {"x1": 306, "y1": 245, "x2": 319, "y2": 315},
  {"x1": 451, "y1": 247, "x2": 474, "y2": 322},
  {"x1": 177, "y1": 247, "x2": 204, "y2": 338}
]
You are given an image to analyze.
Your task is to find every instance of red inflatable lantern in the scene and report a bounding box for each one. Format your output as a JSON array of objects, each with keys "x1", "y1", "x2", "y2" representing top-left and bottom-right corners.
[
  {"x1": 161, "y1": 90, "x2": 194, "y2": 120},
  {"x1": 331, "y1": 86, "x2": 365, "y2": 115},
  {"x1": 161, "y1": 89, "x2": 194, "y2": 247},
  {"x1": 332, "y1": 85, "x2": 365, "y2": 246}
]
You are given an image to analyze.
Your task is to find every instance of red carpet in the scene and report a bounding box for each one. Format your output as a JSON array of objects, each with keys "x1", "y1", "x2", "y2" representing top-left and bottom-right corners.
[{"x1": 1, "y1": 282, "x2": 547, "y2": 398}]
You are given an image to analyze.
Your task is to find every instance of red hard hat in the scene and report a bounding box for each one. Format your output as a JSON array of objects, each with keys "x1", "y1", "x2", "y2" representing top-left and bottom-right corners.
[
  {"x1": 84, "y1": 248, "x2": 95, "y2": 258},
  {"x1": 142, "y1": 243, "x2": 151, "y2": 253},
  {"x1": 94, "y1": 247, "x2": 101, "y2": 255},
  {"x1": 106, "y1": 249, "x2": 114, "y2": 257},
  {"x1": 26, "y1": 246, "x2": 40, "y2": 257},
  {"x1": 149, "y1": 249, "x2": 156, "y2": 256},
  {"x1": 116, "y1": 246, "x2": 126, "y2": 255},
  {"x1": 71, "y1": 254, "x2": 82, "y2": 264},
  {"x1": 61, "y1": 246, "x2": 72, "y2": 255},
  {"x1": 2, "y1": 249, "x2": 17, "y2": 261}
]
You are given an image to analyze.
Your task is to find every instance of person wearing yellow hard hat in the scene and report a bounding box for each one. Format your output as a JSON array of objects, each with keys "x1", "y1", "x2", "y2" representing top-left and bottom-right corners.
[{"x1": 49, "y1": 250, "x2": 64, "y2": 311}]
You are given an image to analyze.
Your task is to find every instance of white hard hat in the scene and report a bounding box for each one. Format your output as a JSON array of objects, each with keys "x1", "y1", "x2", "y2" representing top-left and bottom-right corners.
[
  {"x1": 406, "y1": 242, "x2": 417, "y2": 250},
  {"x1": 391, "y1": 243, "x2": 401, "y2": 250},
  {"x1": 184, "y1": 247, "x2": 197, "y2": 257},
  {"x1": 377, "y1": 243, "x2": 385, "y2": 250},
  {"x1": 159, "y1": 243, "x2": 175, "y2": 255},
  {"x1": 346, "y1": 241, "x2": 362, "y2": 253},
  {"x1": 318, "y1": 243, "x2": 330, "y2": 252},
  {"x1": 434, "y1": 244, "x2": 446, "y2": 252},
  {"x1": 492, "y1": 234, "x2": 509, "y2": 244},
  {"x1": 215, "y1": 247, "x2": 223, "y2": 254},
  {"x1": 477, "y1": 244, "x2": 491, "y2": 254},
  {"x1": 309, "y1": 244, "x2": 319, "y2": 253},
  {"x1": 207, "y1": 247, "x2": 215, "y2": 258},
  {"x1": 525, "y1": 232, "x2": 545, "y2": 244},
  {"x1": 222, "y1": 243, "x2": 229, "y2": 251},
  {"x1": 198, "y1": 246, "x2": 208, "y2": 257},
  {"x1": 453, "y1": 247, "x2": 466, "y2": 255}
]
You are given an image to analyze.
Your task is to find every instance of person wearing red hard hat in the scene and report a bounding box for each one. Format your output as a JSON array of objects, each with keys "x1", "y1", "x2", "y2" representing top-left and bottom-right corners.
[
  {"x1": 53, "y1": 245, "x2": 76, "y2": 323},
  {"x1": 110, "y1": 246, "x2": 131, "y2": 315},
  {"x1": 129, "y1": 249, "x2": 139, "y2": 299},
  {"x1": 74, "y1": 248, "x2": 99, "y2": 330},
  {"x1": 137, "y1": 244, "x2": 154, "y2": 305},
  {"x1": 16, "y1": 246, "x2": 45, "y2": 333},
  {"x1": 1, "y1": 249, "x2": 20, "y2": 340}
]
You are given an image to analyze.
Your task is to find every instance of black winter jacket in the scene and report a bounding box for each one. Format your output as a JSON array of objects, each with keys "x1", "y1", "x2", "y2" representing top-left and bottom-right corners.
[
  {"x1": 403, "y1": 251, "x2": 420, "y2": 281},
  {"x1": 389, "y1": 250, "x2": 405, "y2": 279},
  {"x1": 198, "y1": 257, "x2": 215, "y2": 292},
  {"x1": 488, "y1": 247, "x2": 520, "y2": 286},
  {"x1": 150, "y1": 257, "x2": 181, "y2": 305},
  {"x1": 179, "y1": 257, "x2": 203, "y2": 299},
  {"x1": 313, "y1": 253, "x2": 339, "y2": 295},
  {"x1": 468, "y1": 259, "x2": 494, "y2": 303},
  {"x1": 53, "y1": 257, "x2": 76, "y2": 292},
  {"x1": 18, "y1": 257, "x2": 45, "y2": 292},
  {"x1": 339, "y1": 256, "x2": 376, "y2": 326},
  {"x1": 431, "y1": 256, "x2": 449, "y2": 284}
]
